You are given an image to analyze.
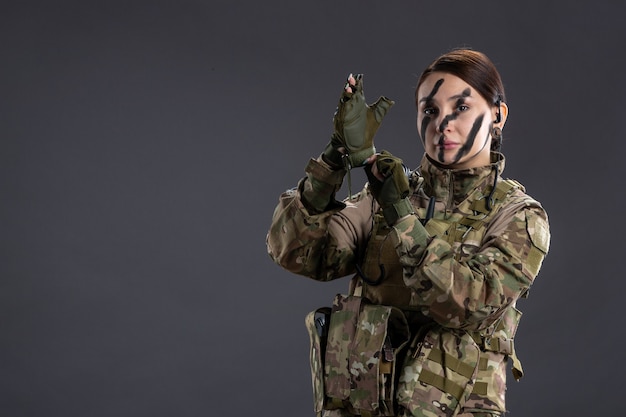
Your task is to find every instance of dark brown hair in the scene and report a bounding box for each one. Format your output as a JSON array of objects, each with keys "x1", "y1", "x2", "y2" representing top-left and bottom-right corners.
[{"x1": 416, "y1": 49, "x2": 506, "y2": 106}]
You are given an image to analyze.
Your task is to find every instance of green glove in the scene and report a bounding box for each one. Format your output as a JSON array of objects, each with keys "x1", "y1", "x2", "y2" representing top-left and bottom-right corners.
[
  {"x1": 332, "y1": 74, "x2": 394, "y2": 168},
  {"x1": 365, "y1": 150, "x2": 415, "y2": 225}
]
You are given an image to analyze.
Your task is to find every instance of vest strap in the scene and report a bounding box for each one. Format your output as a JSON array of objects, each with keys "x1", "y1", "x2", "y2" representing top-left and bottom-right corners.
[{"x1": 469, "y1": 332, "x2": 525, "y2": 381}]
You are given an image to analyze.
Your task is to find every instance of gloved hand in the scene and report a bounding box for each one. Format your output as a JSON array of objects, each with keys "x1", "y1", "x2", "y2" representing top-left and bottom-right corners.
[
  {"x1": 365, "y1": 150, "x2": 415, "y2": 225},
  {"x1": 328, "y1": 73, "x2": 394, "y2": 169},
  {"x1": 321, "y1": 133, "x2": 345, "y2": 169}
]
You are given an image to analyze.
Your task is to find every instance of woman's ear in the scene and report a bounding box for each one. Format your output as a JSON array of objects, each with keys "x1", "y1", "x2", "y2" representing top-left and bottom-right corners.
[{"x1": 494, "y1": 102, "x2": 509, "y2": 128}]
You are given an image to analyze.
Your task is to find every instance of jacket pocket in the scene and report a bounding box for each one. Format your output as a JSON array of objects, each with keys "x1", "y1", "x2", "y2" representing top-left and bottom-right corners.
[{"x1": 397, "y1": 327, "x2": 480, "y2": 416}]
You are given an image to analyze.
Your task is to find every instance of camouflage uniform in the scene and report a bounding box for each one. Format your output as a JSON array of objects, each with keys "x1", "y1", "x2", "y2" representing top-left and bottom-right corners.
[{"x1": 267, "y1": 151, "x2": 550, "y2": 417}]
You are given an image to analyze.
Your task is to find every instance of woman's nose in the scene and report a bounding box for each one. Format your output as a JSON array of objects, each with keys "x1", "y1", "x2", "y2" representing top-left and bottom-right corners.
[{"x1": 435, "y1": 113, "x2": 453, "y2": 133}]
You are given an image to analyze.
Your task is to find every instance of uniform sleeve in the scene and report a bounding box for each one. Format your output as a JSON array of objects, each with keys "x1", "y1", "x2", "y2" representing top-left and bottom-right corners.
[
  {"x1": 266, "y1": 158, "x2": 374, "y2": 281},
  {"x1": 390, "y1": 199, "x2": 550, "y2": 331}
]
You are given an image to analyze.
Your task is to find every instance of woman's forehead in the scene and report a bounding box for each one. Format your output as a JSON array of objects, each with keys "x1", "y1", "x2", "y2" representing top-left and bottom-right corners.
[{"x1": 417, "y1": 72, "x2": 475, "y2": 100}]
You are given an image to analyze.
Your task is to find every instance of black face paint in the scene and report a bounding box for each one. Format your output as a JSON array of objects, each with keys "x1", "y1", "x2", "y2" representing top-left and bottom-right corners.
[
  {"x1": 420, "y1": 114, "x2": 430, "y2": 145},
  {"x1": 424, "y1": 78, "x2": 444, "y2": 102},
  {"x1": 453, "y1": 113, "x2": 485, "y2": 163},
  {"x1": 437, "y1": 136, "x2": 445, "y2": 162},
  {"x1": 436, "y1": 88, "x2": 471, "y2": 162},
  {"x1": 437, "y1": 88, "x2": 471, "y2": 132},
  {"x1": 419, "y1": 78, "x2": 444, "y2": 143}
]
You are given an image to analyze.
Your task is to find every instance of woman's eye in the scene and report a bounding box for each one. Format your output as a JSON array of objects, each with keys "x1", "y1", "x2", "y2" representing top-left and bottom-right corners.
[
  {"x1": 424, "y1": 107, "x2": 437, "y2": 115},
  {"x1": 457, "y1": 105, "x2": 469, "y2": 112}
]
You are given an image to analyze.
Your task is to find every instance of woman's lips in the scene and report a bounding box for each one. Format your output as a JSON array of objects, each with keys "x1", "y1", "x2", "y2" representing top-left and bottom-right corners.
[{"x1": 437, "y1": 139, "x2": 459, "y2": 150}]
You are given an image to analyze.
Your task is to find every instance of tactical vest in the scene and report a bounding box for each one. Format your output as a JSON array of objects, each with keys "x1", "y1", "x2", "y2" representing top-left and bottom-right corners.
[{"x1": 355, "y1": 178, "x2": 530, "y2": 384}]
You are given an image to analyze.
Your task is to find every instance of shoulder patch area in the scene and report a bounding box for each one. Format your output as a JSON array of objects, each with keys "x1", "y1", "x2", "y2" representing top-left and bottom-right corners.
[{"x1": 526, "y1": 210, "x2": 550, "y2": 254}]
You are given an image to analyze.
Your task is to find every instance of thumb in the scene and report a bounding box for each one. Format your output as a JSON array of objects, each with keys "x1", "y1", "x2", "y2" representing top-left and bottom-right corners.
[{"x1": 370, "y1": 96, "x2": 395, "y2": 122}]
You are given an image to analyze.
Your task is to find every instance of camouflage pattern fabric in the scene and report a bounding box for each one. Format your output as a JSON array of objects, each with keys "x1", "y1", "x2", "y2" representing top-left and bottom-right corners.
[
  {"x1": 322, "y1": 294, "x2": 410, "y2": 416},
  {"x1": 267, "y1": 152, "x2": 550, "y2": 416},
  {"x1": 397, "y1": 327, "x2": 480, "y2": 417},
  {"x1": 306, "y1": 307, "x2": 332, "y2": 414}
]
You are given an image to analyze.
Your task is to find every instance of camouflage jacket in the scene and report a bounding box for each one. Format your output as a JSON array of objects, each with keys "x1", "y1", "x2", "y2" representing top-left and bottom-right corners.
[{"x1": 266, "y1": 151, "x2": 550, "y2": 414}]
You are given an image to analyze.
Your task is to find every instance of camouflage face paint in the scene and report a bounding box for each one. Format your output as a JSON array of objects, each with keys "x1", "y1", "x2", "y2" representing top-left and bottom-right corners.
[
  {"x1": 419, "y1": 78, "x2": 444, "y2": 143},
  {"x1": 453, "y1": 113, "x2": 485, "y2": 163},
  {"x1": 437, "y1": 88, "x2": 471, "y2": 132},
  {"x1": 437, "y1": 136, "x2": 445, "y2": 162},
  {"x1": 436, "y1": 88, "x2": 471, "y2": 162}
]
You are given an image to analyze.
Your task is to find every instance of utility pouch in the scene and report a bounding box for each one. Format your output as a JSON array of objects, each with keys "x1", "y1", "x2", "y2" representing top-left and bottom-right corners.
[
  {"x1": 306, "y1": 294, "x2": 410, "y2": 416},
  {"x1": 397, "y1": 327, "x2": 480, "y2": 416}
]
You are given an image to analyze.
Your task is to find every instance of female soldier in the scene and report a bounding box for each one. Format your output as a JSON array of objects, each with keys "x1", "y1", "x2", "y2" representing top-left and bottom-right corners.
[{"x1": 266, "y1": 49, "x2": 550, "y2": 417}]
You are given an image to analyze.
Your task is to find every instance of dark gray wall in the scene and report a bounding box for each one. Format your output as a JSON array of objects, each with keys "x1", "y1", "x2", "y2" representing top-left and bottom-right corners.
[{"x1": 2, "y1": 1, "x2": 623, "y2": 415}]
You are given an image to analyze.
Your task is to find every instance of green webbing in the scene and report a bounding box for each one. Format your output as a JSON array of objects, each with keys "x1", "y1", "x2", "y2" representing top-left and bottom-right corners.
[
  {"x1": 492, "y1": 179, "x2": 516, "y2": 200},
  {"x1": 472, "y1": 381, "x2": 489, "y2": 395},
  {"x1": 418, "y1": 369, "x2": 465, "y2": 400},
  {"x1": 469, "y1": 334, "x2": 514, "y2": 356},
  {"x1": 427, "y1": 348, "x2": 476, "y2": 379},
  {"x1": 469, "y1": 178, "x2": 519, "y2": 215},
  {"x1": 459, "y1": 216, "x2": 485, "y2": 229},
  {"x1": 484, "y1": 337, "x2": 513, "y2": 356}
]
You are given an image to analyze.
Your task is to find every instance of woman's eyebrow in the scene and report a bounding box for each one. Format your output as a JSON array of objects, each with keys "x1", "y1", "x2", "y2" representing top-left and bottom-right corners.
[
  {"x1": 418, "y1": 78, "x2": 444, "y2": 104},
  {"x1": 419, "y1": 88, "x2": 472, "y2": 104},
  {"x1": 447, "y1": 88, "x2": 472, "y2": 101}
]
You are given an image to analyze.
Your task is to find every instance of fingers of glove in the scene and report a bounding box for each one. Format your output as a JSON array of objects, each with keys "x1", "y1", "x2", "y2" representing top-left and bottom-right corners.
[
  {"x1": 334, "y1": 75, "x2": 367, "y2": 148},
  {"x1": 391, "y1": 166, "x2": 410, "y2": 198},
  {"x1": 364, "y1": 153, "x2": 384, "y2": 181},
  {"x1": 376, "y1": 151, "x2": 410, "y2": 197},
  {"x1": 344, "y1": 73, "x2": 362, "y2": 93},
  {"x1": 375, "y1": 151, "x2": 401, "y2": 177},
  {"x1": 344, "y1": 73, "x2": 356, "y2": 94},
  {"x1": 366, "y1": 166, "x2": 397, "y2": 207},
  {"x1": 334, "y1": 73, "x2": 363, "y2": 133},
  {"x1": 364, "y1": 162, "x2": 386, "y2": 203},
  {"x1": 364, "y1": 162, "x2": 379, "y2": 185}
]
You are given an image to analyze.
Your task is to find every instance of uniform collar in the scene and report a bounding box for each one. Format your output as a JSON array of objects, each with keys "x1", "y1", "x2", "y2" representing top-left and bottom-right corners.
[{"x1": 419, "y1": 152, "x2": 506, "y2": 204}]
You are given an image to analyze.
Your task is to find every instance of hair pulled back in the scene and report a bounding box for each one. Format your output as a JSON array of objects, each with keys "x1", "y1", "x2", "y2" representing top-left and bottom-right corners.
[{"x1": 416, "y1": 49, "x2": 506, "y2": 106}]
